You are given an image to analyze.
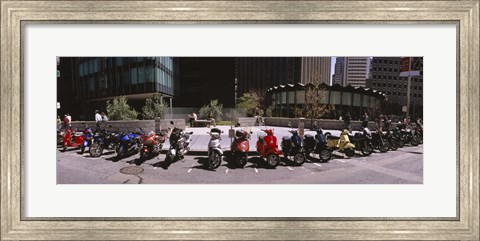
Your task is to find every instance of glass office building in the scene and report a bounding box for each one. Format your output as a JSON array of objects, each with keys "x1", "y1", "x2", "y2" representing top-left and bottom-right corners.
[
  {"x1": 58, "y1": 57, "x2": 178, "y2": 119},
  {"x1": 74, "y1": 57, "x2": 177, "y2": 99}
]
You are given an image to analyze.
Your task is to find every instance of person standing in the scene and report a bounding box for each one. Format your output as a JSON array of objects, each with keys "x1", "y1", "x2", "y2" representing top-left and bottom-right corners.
[
  {"x1": 362, "y1": 112, "x2": 369, "y2": 128},
  {"x1": 95, "y1": 110, "x2": 102, "y2": 127},
  {"x1": 188, "y1": 112, "x2": 197, "y2": 127},
  {"x1": 101, "y1": 112, "x2": 109, "y2": 122},
  {"x1": 343, "y1": 112, "x2": 351, "y2": 132},
  {"x1": 376, "y1": 114, "x2": 384, "y2": 132},
  {"x1": 63, "y1": 114, "x2": 71, "y2": 129}
]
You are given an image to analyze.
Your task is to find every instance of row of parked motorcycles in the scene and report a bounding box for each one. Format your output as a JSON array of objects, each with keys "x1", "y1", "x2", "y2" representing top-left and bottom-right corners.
[
  {"x1": 59, "y1": 121, "x2": 193, "y2": 164},
  {"x1": 207, "y1": 123, "x2": 423, "y2": 170},
  {"x1": 58, "y1": 121, "x2": 423, "y2": 170}
]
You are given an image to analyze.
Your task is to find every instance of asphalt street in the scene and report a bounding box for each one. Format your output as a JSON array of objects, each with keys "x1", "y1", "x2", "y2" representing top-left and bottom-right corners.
[{"x1": 57, "y1": 143, "x2": 423, "y2": 184}]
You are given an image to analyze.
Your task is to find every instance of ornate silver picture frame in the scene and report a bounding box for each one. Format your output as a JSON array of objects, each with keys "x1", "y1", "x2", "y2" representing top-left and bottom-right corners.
[{"x1": 1, "y1": 1, "x2": 478, "y2": 240}]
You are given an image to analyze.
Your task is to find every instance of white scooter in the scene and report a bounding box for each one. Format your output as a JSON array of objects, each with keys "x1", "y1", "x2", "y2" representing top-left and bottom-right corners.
[{"x1": 206, "y1": 128, "x2": 224, "y2": 169}]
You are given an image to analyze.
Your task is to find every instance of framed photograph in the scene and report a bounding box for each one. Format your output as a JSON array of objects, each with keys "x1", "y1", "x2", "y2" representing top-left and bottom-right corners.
[{"x1": 1, "y1": 0, "x2": 478, "y2": 240}]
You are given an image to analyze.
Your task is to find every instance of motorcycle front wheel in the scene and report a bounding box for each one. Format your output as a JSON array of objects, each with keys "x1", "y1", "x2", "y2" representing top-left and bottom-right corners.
[
  {"x1": 236, "y1": 154, "x2": 248, "y2": 168},
  {"x1": 379, "y1": 142, "x2": 389, "y2": 153},
  {"x1": 293, "y1": 153, "x2": 305, "y2": 166},
  {"x1": 266, "y1": 154, "x2": 280, "y2": 168},
  {"x1": 345, "y1": 148, "x2": 355, "y2": 157},
  {"x1": 389, "y1": 139, "x2": 399, "y2": 151},
  {"x1": 411, "y1": 137, "x2": 420, "y2": 146},
  {"x1": 319, "y1": 149, "x2": 332, "y2": 162},
  {"x1": 208, "y1": 151, "x2": 222, "y2": 170},
  {"x1": 361, "y1": 143, "x2": 373, "y2": 156},
  {"x1": 116, "y1": 146, "x2": 125, "y2": 159},
  {"x1": 89, "y1": 143, "x2": 103, "y2": 157}
]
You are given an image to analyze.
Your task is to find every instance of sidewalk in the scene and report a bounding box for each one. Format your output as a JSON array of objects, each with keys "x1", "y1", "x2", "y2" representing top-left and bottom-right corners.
[{"x1": 162, "y1": 125, "x2": 346, "y2": 155}]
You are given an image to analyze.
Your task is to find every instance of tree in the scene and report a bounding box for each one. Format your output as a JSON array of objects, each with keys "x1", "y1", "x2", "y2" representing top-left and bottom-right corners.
[
  {"x1": 199, "y1": 99, "x2": 223, "y2": 121},
  {"x1": 303, "y1": 84, "x2": 335, "y2": 126},
  {"x1": 106, "y1": 96, "x2": 138, "y2": 120},
  {"x1": 236, "y1": 92, "x2": 262, "y2": 117},
  {"x1": 142, "y1": 94, "x2": 166, "y2": 119}
]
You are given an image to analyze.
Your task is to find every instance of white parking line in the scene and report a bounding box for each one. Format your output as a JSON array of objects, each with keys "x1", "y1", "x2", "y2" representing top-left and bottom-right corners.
[
  {"x1": 313, "y1": 163, "x2": 322, "y2": 167},
  {"x1": 254, "y1": 168, "x2": 259, "y2": 173},
  {"x1": 187, "y1": 168, "x2": 193, "y2": 173},
  {"x1": 337, "y1": 159, "x2": 346, "y2": 163},
  {"x1": 225, "y1": 168, "x2": 229, "y2": 174},
  {"x1": 287, "y1": 166, "x2": 294, "y2": 171}
]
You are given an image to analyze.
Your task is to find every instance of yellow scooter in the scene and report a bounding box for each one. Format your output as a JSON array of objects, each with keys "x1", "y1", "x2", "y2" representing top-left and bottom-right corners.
[{"x1": 324, "y1": 129, "x2": 356, "y2": 157}]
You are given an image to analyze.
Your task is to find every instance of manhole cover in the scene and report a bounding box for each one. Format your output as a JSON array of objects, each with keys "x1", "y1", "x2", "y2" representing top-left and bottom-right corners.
[{"x1": 119, "y1": 166, "x2": 144, "y2": 175}]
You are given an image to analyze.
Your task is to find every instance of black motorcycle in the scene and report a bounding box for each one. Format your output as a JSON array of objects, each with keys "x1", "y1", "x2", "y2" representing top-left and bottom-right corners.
[
  {"x1": 303, "y1": 129, "x2": 332, "y2": 162},
  {"x1": 89, "y1": 127, "x2": 118, "y2": 157},
  {"x1": 385, "y1": 129, "x2": 399, "y2": 151},
  {"x1": 166, "y1": 122, "x2": 193, "y2": 163},
  {"x1": 398, "y1": 125, "x2": 420, "y2": 146},
  {"x1": 348, "y1": 128, "x2": 374, "y2": 156},
  {"x1": 371, "y1": 129, "x2": 390, "y2": 153}
]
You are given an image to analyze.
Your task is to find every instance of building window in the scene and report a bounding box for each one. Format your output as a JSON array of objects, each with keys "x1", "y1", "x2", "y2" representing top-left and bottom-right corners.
[
  {"x1": 130, "y1": 67, "x2": 138, "y2": 85},
  {"x1": 138, "y1": 66, "x2": 145, "y2": 84}
]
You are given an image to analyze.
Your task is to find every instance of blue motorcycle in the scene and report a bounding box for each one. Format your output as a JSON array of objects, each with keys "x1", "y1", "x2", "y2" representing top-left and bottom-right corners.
[{"x1": 116, "y1": 130, "x2": 142, "y2": 159}]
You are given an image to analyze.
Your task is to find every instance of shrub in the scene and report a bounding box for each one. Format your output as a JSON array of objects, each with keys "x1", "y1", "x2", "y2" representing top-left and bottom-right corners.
[
  {"x1": 106, "y1": 96, "x2": 138, "y2": 120},
  {"x1": 199, "y1": 99, "x2": 223, "y2": 121},
  {"x1": 142, "y1": 94, "x2": 166, "y2": 119}
]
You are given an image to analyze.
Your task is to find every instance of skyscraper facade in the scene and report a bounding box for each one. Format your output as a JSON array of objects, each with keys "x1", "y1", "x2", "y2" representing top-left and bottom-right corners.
[
  {"x1": 331, "y1": 57, "x2": 370, "y2": 87},
  {"x1": 345, "y1": 57, "x2": 370, "y2": 87},
  {"x1": 332, "y1": 57, "x2": 346, "y2": 86},
  {"x1": 366, "y1": 57, "x2": 423, "y2": 117},
  {"x1": 235, "y1": 57, "x2": 332, "y2": 99},
  {"x1": 236, "y1": 57, "x2": 301, "y2": 98},
  {"x1": 300, "y1": 57, "x2": 331, "y2": 85}
]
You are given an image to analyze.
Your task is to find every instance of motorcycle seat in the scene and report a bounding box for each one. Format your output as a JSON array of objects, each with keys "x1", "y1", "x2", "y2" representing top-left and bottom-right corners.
[
  {"x1": 74, "y1": 132, "x2": 83, "y2": 136},
  {"x1": 282, "y1": 136, "x2": 290, "y2": 141}
]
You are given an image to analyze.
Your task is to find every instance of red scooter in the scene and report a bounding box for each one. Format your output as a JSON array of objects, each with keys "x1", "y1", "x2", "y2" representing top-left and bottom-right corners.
[
  {"x1": 256, "y1": 129, "x2": 281, "y2": 168},
  {"x1": 230, "y1": 128, "x2": 251, "y2": 168},
  {"x1": 62, "y1": 127, "x2": 85, "y2": 151}
]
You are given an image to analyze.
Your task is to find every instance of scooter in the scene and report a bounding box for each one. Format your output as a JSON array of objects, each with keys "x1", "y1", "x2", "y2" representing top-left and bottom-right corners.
[
  {"x1": 206, "y1": 128, "x2": 224, "y2": 170},
  {"x1": 62, "y1": 127, "x2": 84, "y2": 151},
  {"x1": 303, "y1": 129, "x2": 333, "y2": 162},
  {"x1": 281, "y1": 127, "x2": 305, "y2": 166},
  {"x1": 89, "y1": 126, "x2": 118, "y2": 157},
  {"x1": 348, "y1": 127, "x2": 374, "y2": 156},
  {"x1": 324, "y1": 129, "x2": 356, "y2": 157},
  {"x1": 256, "y1": 129, "x2": 282, "y2": 168},
  {"x1": 139, "y1": 128, "x2": 168, "y2": 162},
  {"x1": 116, "y1": 129, "x2": 142, "y2": 159},
  {"x1": 229, "y1": 127, "x2": 251, "y2": 168},
  {"x1": 166, "y1": 121, "x2": 193, "y2": 163}
]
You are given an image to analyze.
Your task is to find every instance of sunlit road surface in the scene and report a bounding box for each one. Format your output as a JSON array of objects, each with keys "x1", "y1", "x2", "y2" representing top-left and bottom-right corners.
[{"x1": 57, "y1": 145, "x2": 423, "y2": 184}]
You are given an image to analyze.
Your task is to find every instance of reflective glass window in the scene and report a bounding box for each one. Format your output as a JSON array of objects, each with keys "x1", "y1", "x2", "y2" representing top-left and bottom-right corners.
[{"x1": 138, "y1": 66, "x2": 145, "y2": 84}]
